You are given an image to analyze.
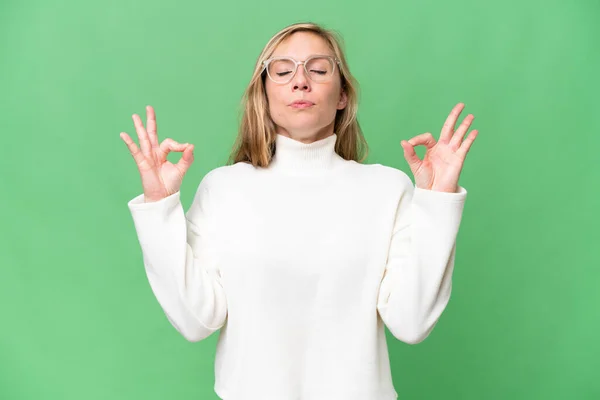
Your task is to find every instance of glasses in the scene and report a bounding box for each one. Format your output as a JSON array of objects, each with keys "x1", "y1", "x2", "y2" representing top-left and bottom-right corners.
[{"x1": 262, "y1": 55, "x2": 341, "y2": 84}]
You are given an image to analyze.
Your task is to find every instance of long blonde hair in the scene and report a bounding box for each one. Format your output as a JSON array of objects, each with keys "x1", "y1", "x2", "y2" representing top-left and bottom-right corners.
[{"x1": 227, "y1": 22, "x2": 368, "y2": 167}]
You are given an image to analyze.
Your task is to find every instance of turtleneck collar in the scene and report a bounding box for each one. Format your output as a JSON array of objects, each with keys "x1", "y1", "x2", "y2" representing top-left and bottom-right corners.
[{"x1": 268, "y1": 133, "x2": 343, "y2": 174}]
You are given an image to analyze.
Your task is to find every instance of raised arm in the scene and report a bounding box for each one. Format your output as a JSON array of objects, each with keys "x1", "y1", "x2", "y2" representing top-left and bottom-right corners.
[
  {"x1": 121, "y1": 105, "x2": 227, "y2": 341},
  {"x1": 377, "y1": 172, "x2": 467, "y2": 344},
  {"x1": 127, "y1": 177, "x2": 227, "y2": 342}
]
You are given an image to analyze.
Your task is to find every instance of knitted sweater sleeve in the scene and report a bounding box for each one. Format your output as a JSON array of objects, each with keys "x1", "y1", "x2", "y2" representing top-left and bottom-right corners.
[
  {"x1": 377, "y1": 171, "x2": 467, "y2": 344},
  {"x1": 127, "y1": 172, "x2": 227, "y2": 342}
]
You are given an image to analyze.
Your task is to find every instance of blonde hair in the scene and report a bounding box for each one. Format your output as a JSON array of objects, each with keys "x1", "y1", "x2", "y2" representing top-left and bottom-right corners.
[{"x1": 227, "y1": 22, "x2": 368, "y2": 167}]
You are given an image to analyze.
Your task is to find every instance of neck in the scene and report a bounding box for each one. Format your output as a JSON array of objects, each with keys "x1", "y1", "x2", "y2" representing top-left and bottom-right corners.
[
  {"x1": 268, "y1": 132, "x2": 342, "y2": 175},
  {"x1": 274, "y1": 121, "x2": 336, "y2": 144}
]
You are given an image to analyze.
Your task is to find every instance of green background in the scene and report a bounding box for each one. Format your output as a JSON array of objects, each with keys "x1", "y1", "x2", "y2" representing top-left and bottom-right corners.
[{"x1": 1, "y1": 0, "x2": 598, "y2": 398}]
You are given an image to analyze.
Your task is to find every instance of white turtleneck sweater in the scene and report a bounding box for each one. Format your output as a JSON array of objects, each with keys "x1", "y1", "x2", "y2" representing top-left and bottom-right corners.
[{"x1": 127, "y1": 133, "x2": 467, "y2": 400}]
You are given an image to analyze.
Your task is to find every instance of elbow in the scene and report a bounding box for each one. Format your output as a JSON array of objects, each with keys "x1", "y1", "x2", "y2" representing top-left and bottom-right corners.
[
  {"x1": 388, "y1": 319, "x2": 438, "y2": 345},
  {"x1": 390, "y1": 326, "x2": 432, "y2": 345},
  {"x1": 165, "y1": 313, "x2": 223, "y2": 342},
  {"x1": 181, "y1": 328, "x2": 216, "y2": 343},
  {"x1": 385, "y1": 291, "x2": 452, "y2": 345}
]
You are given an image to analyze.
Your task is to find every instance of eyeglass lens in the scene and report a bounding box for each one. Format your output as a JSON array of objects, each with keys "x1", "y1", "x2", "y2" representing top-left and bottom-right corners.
[{"x1": 268, "y1": 57, "x2": 334, "y2": 83}]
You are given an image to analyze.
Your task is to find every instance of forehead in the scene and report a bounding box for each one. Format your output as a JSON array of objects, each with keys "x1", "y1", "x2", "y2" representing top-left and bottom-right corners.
[{"x1": 271, "y1": 31, "x2": 334, "y2": 59}]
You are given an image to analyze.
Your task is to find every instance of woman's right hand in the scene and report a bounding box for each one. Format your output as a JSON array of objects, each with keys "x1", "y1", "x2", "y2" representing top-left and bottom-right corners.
[{"x1": 120, "y1": 105, "x2": 195, "y2": 203}]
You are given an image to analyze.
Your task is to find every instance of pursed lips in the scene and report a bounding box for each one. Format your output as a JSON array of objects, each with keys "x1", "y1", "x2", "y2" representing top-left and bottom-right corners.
[{"x1": 289, "y1": 100, "x2": 315, "y2": 109}]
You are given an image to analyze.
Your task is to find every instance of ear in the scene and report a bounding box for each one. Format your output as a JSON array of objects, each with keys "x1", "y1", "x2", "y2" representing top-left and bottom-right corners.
[{"x1": 337, "y1": 89, "x2": 348, "y2": 110}]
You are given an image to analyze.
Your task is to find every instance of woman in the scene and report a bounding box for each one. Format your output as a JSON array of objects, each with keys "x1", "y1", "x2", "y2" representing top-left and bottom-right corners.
[{"x1": 121, "y1": 22, "x2": 478, "y2": 400}]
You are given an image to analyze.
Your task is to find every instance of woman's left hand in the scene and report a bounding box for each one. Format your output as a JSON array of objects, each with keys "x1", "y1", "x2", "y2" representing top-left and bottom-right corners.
[{"x1": 401, "y1": 102, "x2": 479, "y2": 193}]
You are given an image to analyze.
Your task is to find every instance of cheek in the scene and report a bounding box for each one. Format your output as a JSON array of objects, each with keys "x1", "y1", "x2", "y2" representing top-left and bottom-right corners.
[
  {"x1": 266, "y1": 85, "x2": 286, "y2": 116},
  {"x1": 323, "y1": 83, "x2": 342, "y2": 107}
]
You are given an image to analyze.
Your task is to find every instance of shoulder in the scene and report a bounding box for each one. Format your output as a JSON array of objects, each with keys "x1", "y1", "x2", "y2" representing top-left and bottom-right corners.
[
  {"x1": 203, "y1": 162, "x2": 254, "y2": 181},
  {"x1": 345, "y1": 161, "x2": 414, "y2": 190},
  {"x1": 195, "y1": 162, "x2": 255, "y2": 192}
]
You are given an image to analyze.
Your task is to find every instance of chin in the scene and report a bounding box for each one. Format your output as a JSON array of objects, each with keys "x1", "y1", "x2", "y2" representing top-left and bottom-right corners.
[
  {"x1": 287, "y1": 116, "x2": 326, "y2": 128},
  {"x1": 286, "y1": 122, "x2": 326, "y2": 133}
]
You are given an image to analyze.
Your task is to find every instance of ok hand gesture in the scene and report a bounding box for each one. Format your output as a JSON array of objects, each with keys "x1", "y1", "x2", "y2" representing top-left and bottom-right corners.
[
  {"x1": 120, "y1": 105, "x2": 195, "y2": 202},
  {"x1": 401, "y1": 103, "x2": 479, "y2": 193}
]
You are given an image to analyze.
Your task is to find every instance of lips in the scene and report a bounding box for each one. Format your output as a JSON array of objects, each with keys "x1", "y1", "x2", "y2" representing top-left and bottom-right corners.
[{"x1": 290, "y1": 100, "x2": 315, "y2": 108}]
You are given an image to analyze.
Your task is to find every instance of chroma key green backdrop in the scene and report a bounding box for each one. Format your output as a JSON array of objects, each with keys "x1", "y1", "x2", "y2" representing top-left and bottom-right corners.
[{"x1": 1, "y1": 0, "x2": 598, "y2": 399}]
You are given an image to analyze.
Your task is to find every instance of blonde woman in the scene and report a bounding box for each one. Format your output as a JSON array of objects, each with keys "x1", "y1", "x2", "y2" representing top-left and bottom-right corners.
[{"x1": 121, "y1": 22, "x2": 478, "y2": 400}]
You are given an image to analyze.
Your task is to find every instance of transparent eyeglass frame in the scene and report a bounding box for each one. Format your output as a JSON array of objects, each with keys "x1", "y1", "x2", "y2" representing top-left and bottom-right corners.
[{"x1": 262, "y1": 55, "x2": 342, "y2": 84}]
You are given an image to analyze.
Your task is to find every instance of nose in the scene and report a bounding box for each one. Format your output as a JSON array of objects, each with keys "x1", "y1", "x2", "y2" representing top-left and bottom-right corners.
[{"x1": 292, "y1": 64, "x2": 311, "y2": 92}]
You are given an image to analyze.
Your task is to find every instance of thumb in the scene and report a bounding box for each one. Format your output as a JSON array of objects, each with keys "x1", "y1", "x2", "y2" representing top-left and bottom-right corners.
[
  {"x1": 176, "y1": 144, "x2": 194, "y2": 173},
  {"x1": 158, "y1": 139, "x2": 188, "y2": 164},
  {"x1": 401, "y1": 140, "x2": 421, "y2": 168}
]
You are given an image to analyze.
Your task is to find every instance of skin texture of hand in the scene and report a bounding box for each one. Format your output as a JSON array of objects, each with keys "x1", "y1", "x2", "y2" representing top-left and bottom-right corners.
[
  {"x1": 400, "y1": 102, "x2": 479, "y2": 193},
  {"x1": 120, "y1": 105, "x2": 195, "y2": 202}
]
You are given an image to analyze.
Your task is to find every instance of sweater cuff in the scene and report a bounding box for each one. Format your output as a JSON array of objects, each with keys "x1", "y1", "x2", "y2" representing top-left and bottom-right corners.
[
  {"x1": 127, "y1": 191, "x2": 181, "y2": 211},
  {"x1": 412, "y1": 185, "x2": 467, "y2": 204}
]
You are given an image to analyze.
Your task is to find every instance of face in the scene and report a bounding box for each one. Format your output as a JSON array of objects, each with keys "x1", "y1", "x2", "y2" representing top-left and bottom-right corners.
[{"x1": 264, "y1": 32, "x2": 348, "y2": 144}]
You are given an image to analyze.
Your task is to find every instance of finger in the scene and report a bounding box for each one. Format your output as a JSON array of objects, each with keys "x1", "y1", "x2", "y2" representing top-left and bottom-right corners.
[
  {"x1": 450, "y1": 114, "x2": 475, "y2": 148},
  {"x1": 457, "y1": 129, "x2": 479, "y2": 158},
  {"x1": 440, "y1": 102, "x2": 465, "y2": 143},
  {"x1": 407, "y1": 132, "x2": 436, "y2": 149},
  {"x1": 120, "y1": 132, "x2": 147, "y2": 167},
  {"x1": 175, "y1": 144, "x2": 195, "y2": 174},
  {"x1": 401, "y1": 140, "x2": 422, "y2": 167},
  {"x1": 132, "y1": 113, "x2": 152, "y2": 159},
  {"x1": 145, "y1": 105, "x2": 160, "y2": 152},
  {"x1": 159, "y1": 138, "x2": 189, "y2": 164}
]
